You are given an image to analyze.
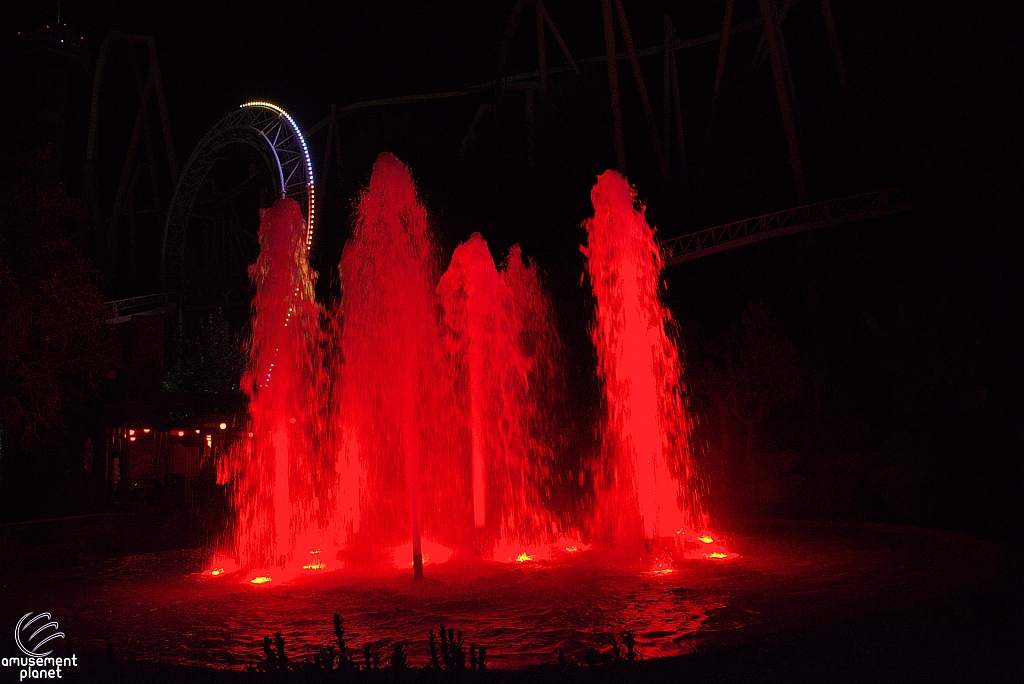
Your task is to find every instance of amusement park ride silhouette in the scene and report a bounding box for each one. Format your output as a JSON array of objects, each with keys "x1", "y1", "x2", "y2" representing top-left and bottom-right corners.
[{"x1": 96, "y1": 0, "x2": 913, "y2": 321}]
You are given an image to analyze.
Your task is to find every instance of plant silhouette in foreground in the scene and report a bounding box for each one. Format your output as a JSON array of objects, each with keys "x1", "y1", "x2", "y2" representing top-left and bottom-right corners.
[
  {"x1": 560, "y1": 629, "x2": 643, "y2": 668},
  {"x1": 250, "y1": 616, "x2": 491, "y2": 679},
  {"x1": 438, "y1": 625, "x2": 466, "y2": 670},
  {"x1": 469, "y1": 643, "x2": 487, "y2": 671},
  {"x1": 248, "y1": 618, "x2": 650, "y2": 678},
  {"x1": 390, "y1": 642, "x2": 408, "y2": 671},
  {"x1": 252, "y1": 631, "x2": 291, "y2": 673}
]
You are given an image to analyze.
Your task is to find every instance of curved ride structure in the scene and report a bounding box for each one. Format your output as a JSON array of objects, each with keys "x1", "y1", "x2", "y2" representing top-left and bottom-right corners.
[{"x1": 161, "y1": 102, "x2": 316, "y2": 292}]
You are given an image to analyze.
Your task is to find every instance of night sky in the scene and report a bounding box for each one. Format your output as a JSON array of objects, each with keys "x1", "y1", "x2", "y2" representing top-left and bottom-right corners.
[{"x1": 4, "y1": 1, "x2": 1020, "y2": 264}]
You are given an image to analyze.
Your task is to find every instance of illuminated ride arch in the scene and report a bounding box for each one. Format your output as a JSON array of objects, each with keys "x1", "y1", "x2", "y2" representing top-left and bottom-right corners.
[{"x1": 161, "y1": 101, "x2": 316, "y2": 292}]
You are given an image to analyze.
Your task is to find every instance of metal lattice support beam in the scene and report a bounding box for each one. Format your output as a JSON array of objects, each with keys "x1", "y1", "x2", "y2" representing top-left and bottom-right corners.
[
  {"x1": 84, "y1": 31, "x2": 178, "y2": 271},
  {"x1": 105, "y1": 292, "x2": 169, "y2": 317},
  {"x1": 660, "y1": 188, "x2": 914, "y2": 266},
  {"x1": 161, "y1": 102, "x2": 315, "y2": 293},
  {"x1": 105, "y1": 286, "x2": 252, "y2": 323}
]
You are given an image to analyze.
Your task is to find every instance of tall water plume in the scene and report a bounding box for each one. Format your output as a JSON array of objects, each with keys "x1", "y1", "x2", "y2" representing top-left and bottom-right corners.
[
  {"x1": 438, "y1": 234, "x2": 560, "y2": 551},
  {"x1": 582, "y1": 171, "x2": 708, "y2": 547},
  {"x1": 335, "y1": 153, "x2": 452, "y2": 572},
  {"x1": 218, "y1": 198, "x2": 328, "y2": 572}
]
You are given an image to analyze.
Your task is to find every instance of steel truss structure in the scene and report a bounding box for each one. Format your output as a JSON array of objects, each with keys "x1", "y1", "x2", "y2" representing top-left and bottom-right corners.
[
  {"x1": 660, "y1": 188, "x2": 913, "y2": 266},
  {"x1": 104, "y1": 287, "x2": 251, "y2": 324},
  {"x1": 161, "y1": 102, "x2": 315, "y2": 292},
  {"x1": 83, "y1": 31, "x2": 178, "y2": 287}
]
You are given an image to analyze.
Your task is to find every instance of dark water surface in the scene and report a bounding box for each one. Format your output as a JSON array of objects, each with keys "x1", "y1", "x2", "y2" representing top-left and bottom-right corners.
[{"x1": 0, "y1": 522, "x2": 1002, "y2": 670}]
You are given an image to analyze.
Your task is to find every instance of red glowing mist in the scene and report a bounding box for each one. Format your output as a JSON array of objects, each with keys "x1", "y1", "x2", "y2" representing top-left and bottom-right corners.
[{"x1": 583, "y1": 171, "x2": 709, "y2": 547}]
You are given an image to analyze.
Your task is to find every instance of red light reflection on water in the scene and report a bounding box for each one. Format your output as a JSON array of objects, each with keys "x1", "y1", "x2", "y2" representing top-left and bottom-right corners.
[
  {"x1": 391, "y1": 540, "x2": 453, "y2": 568},
  {"x1": 491, "y1": 537, "x2": 591, "y2": 563}
]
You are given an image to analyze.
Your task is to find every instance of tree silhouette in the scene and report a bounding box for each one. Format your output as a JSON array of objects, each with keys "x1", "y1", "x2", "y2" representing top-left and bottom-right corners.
[
  {"x1": 695, "y1": 301, "x2": 806, "y2": 461},
  {"x1": 0, "y1": 147, "x2": 115, "y2": 499},
  {"x1": 163, "y1": 309, "x2": 245, "y2": 393},
  {"x1": 0, "y1": 147, "x2": 114, "y2": 448}
]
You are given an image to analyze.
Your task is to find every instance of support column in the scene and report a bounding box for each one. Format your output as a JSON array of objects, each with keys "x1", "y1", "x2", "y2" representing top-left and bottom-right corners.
[
  {"x1": 613, "y1": 0, "x2": 668, "y2": 179},
  {"x1": 602, "y1": 0, "x2": 626, "y2": 173},
  {"x1": 669, "y1": 26, "x2": 687, "y2": 174},
  {"x1": 819, "y1": 0, "x2": 848, "y2": 89},
  {"x1": 712, "y1": 0, "x2": 735, "y2": 101},
  {"x1": 536, "y1": 0, "x2": 548, "y2": 95},
  {"x1": 757, "y1": 0, "x2": 808, "y2": 204},
  {"x1": 663, "y1": 16, "x2": 672, "y2": 157},
  {"x1": 539, "y1": 2, "x2": 579, "y2": 73}
]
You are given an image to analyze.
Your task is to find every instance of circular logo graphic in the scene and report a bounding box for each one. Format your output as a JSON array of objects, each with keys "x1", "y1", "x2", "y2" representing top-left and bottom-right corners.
[{"x1": 15, "y1": 612, "x2": 65, "y2": 657}]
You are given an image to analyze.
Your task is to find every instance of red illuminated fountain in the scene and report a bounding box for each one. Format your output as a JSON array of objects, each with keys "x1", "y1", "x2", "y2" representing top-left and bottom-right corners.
[
  {"x1": 215, "y1": 155, "x2": 725, "y2": 584},
  {"x1": 9, "y1": 156, "x2": 1003, "y2": 675}
]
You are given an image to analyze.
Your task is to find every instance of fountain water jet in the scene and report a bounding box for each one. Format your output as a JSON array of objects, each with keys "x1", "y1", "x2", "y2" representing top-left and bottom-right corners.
[
  {"x1": 335, "y1": 153, "x2": 447, "y2": 577},
  {"x1": 438, "y1": 234, "x2": 560, "y2": 550},
  {"x1": 583, "y1": 171, "x2": 710, "y2": 550},
  {"x1": 218, "y1": 197, "x2": 328, "y2": 576},
  {"x1": 439, "y1": 235, "x2": 500, "y2": 529}
]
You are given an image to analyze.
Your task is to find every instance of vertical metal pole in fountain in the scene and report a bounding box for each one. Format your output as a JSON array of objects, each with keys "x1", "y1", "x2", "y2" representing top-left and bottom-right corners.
[
  {"x1": 469, "y1": 342, "x2": 487, "y2": 530},
  {"x1": 410, "y1": 491, "x2": 425, "y2": 580},
  {"x1": 273, "y1": 425, "x2": 290, "y2": 565},
  {"x1": 409, "y1": 509, "x2": 421, "y2": 581},
  {"x1": 402, "y1": 406, "x2": 425, "y2": 581}
]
